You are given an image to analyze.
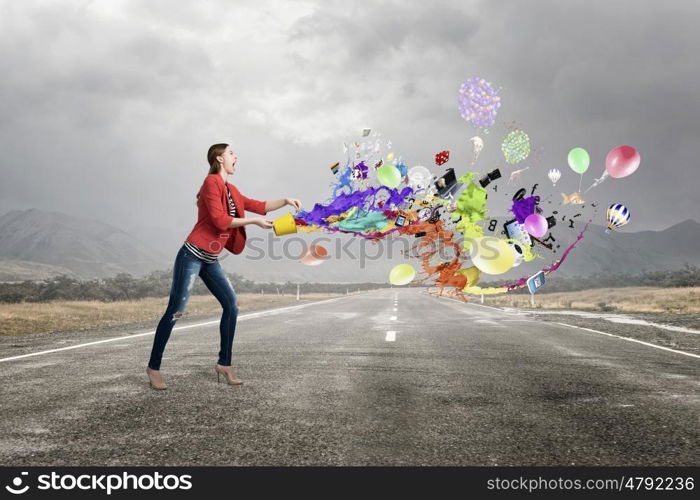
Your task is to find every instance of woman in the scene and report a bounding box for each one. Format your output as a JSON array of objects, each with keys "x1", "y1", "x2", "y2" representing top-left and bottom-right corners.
[{"x1": 146, "y1": 143, "x2": 301, "y2": 390}]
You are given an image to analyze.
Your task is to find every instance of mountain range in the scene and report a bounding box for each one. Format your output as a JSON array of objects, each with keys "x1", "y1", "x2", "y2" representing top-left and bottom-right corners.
[
  {"x1": 0, "y1": 208, "x2": 698, "y2": 283},
  {"x1": 0, "y1": 209, "x2": 166, "y2": 281}
]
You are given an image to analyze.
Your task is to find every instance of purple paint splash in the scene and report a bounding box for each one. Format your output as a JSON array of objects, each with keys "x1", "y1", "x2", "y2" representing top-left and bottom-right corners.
[
  {"x1": 510, "y1": 196, "x2": 538, "y2": 224},
  {"x1": 296, "y1": 186, "x2": 415, "y2": 239},
  {"x1": 353, "y1": 161, "x2": 368, "y2": 180},
  {"x1": 506, "y1": 222, "x2": 590, "y2": 291}
]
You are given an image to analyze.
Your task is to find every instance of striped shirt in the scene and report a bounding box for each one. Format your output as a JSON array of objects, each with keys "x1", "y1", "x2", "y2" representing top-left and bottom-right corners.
[{"x1": 184, "y1": 185, "x2": 237, "y2": 263}]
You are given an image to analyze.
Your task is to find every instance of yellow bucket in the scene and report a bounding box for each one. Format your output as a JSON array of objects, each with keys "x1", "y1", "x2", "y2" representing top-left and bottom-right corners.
[{"x1": 273, "y1": 213, "x2": 298, "y2": 236}]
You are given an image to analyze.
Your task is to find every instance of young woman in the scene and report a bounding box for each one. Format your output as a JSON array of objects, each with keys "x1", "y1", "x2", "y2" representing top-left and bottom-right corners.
[{"x1": 146, "y1": 143, "x2": 301, "y2": 390}]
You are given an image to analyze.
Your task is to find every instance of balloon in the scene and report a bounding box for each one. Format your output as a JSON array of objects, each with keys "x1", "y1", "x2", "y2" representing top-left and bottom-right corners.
[
  {"x1": 457, "y1": 77, "x2": 501, "y2": 128},
  {"x1": 606, "y1": 203, "x2": 631, "y2": 232},
  {"x1": 299, "y1": 245, "x2": 328, "y2": 266},
  {"x1": 469, "y1": 237, "x2": 515, "y2": 275},
  {"x1": 547, "y1": 168, "x2": 561, "y2": 186},
  {"x1": 389, "y1": 264, "x2": 416, "y2": 286},
  {"x1": 407, "y1": 166, "x2": 433, "y2": 191},
  {"x1": 386, "y1": 152, "x2": 396, "y2": 162},
  {"x1": 605, "y1": 145, "x2": 640, "y2": 178},
  {"x1": 377, "y1": 164, "x2": 402, "y2": 188},
  {"x1": 567, "y1": 147, "x2": 590, "y2": 174},
  {"x1": 501, "y1": 130, "x2": 530, "y2": 164},
  {"x1": 523, "y1": 213, "x2": 548, "y2": 238}
]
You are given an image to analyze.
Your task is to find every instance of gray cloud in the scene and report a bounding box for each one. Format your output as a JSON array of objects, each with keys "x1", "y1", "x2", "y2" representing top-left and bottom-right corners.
[{"x1": 0, "y1": 0, "x2": 698, "y2": 254}]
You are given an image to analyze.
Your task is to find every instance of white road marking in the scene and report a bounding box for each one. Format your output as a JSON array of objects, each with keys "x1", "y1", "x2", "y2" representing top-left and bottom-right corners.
[
  {"x1": 475, "y1": 319, "x2": 504, "y2": 327},
  {"x1": 0, "y1": 296, "x2": 347, "y2": 364},
  {"x1": 553, "y1": 322, "x2": 700, "y2": 360},
  {"x1": 385, "y1": 331, "x2": 396, "y2": 342},
  {"x1": 390, "y1": 316, "x2": 397, "y2": 321},
  {"x1": 393, "y1": 308, "x2": 398, "y2": 312},
  {"x1": 536, "y1": 310, "x2": 700, "y2": 335},
  {"x1": 431, "y1": 291, "x2": 699, "y2": 360}
]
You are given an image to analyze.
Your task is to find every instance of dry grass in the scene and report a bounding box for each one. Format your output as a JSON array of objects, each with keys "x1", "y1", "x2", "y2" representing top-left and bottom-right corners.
[
  {"x1": 483, "y1": 287, "x2": 700, "y2": 314},
  {"x1": 0, "y1": 292, "x2": 349, "y2": 336}
]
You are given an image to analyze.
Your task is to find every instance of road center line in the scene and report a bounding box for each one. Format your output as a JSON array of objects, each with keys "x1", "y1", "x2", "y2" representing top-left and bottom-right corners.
[
  {"x1": 385, "y1": 331, "x2": 396, "y2": 342},
  {"x1": 390, "y1": 316, "x2": 397, "y2": 321}
]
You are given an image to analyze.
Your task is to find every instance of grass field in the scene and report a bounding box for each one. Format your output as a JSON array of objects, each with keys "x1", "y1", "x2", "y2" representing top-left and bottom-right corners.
[
  {"x1": 0, "y1": 292, "x2": 351, "y2": 336},
  {"x1": 2, "y1": 287, "x2": 697, "y2": 337},
  {"x1": 482, "y1": 286, "x2": 700, "y2": 314}
]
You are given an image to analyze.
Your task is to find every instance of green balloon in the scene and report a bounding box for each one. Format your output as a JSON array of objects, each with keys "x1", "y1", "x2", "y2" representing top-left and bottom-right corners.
[
  {"x1": 567, "y1": 147, "x2": 590, "y2": 174},
  {"x1": 377, "y1": 164, "x2": 402, "y2": 188}
]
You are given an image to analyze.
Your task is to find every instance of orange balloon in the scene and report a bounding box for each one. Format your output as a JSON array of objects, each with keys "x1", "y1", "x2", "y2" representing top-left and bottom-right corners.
[{"x1": 299, "y1": 245, "x2": 329, "y2": 266}]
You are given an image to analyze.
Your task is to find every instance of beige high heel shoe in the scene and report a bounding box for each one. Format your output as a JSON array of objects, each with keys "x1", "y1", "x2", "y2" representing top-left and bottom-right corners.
[
  {"x1": 215, "y1": 364, "x2": 243, "y2": 385},
  {"x1": 146, "y1": 367, "x2": 167, "y2": 390}
]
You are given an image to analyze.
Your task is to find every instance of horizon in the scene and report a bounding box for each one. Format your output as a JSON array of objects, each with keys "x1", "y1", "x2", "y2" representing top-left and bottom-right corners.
[{"x1": 2, "y1": 206, "x2": 698, "y2": 235}]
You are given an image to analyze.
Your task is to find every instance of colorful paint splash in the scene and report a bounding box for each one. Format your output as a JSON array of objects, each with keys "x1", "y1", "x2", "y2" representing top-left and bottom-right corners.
[
  {"x1": 296, "y1": 185, "x2": 415, "y2": 239},
  {"x1": 294, "y1": 81, "x2": 614, "y2": 299}
]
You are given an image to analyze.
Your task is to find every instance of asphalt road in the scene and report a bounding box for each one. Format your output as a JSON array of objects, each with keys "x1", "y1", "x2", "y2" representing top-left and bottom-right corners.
[{"x1": 0, "y1": 288, "x2": 698, "y2": 466}]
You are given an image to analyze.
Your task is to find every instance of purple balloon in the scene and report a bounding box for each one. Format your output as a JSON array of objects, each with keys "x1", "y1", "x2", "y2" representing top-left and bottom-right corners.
[
  {"x1": 524, "y1": 214, "x2": 548, "y2": 238},
  {"x1": 457, "y1": 77, "x2": 501, "y2": 128}
]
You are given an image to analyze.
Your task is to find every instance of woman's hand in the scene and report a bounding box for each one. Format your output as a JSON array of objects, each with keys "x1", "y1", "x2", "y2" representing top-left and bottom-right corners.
[
  {"x1": 253, "y1": 218, "x2": 274, "y2": 229},
  {"x1": 285, "y1": 197, "x2": 302, "y2": 211}
]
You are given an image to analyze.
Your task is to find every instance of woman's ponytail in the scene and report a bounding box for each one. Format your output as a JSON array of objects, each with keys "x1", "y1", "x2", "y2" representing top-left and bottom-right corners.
[{"x1": 195, "y1": 143, "x2": 229, "y2": 204}]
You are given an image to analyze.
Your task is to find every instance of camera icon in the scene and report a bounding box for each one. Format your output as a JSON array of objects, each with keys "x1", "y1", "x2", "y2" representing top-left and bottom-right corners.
[{"x1": 5, "y1": 472, "x2": 29, "y2": 494}]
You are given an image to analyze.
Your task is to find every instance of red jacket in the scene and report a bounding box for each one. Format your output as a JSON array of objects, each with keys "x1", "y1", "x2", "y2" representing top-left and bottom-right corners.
[{"x1": 185, "y1": 173, "x2": 267, "y2": 255}]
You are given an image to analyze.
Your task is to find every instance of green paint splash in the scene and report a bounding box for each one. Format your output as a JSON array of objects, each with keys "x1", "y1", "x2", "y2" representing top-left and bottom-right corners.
[{"x1": 453, "y1": 172, "x2": 488, "y2": 250}]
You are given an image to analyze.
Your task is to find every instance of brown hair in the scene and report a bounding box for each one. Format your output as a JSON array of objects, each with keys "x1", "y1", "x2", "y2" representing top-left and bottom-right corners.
[{"x1": 196, "y1": 143, "x2": 229, "y2": 205}]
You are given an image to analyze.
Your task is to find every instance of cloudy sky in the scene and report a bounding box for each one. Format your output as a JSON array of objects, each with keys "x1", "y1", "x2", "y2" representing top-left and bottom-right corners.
[{"x1": 1, "y1": 0, "x2": 698, "y2": 249}]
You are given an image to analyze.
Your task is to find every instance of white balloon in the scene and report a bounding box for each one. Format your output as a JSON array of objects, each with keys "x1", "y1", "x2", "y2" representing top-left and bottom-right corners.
[{"x1": 407, "y1": 165, "x2": 433, "y2": 192}]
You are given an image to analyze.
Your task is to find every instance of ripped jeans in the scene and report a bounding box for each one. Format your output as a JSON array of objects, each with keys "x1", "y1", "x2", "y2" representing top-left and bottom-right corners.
[{"x1": 147, "y1": 243, "x2": 239, "y2": 370}]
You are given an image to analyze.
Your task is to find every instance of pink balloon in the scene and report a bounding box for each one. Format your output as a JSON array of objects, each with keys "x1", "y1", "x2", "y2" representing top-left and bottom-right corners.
[
  {"x1": 524, "y1": 214, "x2": 548, "y2": 238},
  {"x1": 605, "y1": 145, "x2": 640, "y2": 179}
]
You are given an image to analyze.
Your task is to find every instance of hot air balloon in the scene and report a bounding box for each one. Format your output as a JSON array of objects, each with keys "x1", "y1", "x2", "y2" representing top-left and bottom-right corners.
[
  {"x1": 606, "y1": 203, "x2": 630, "y2": 233},
  {"x1": 548, "y1": 168, "x2": 561, "y2": 186}
]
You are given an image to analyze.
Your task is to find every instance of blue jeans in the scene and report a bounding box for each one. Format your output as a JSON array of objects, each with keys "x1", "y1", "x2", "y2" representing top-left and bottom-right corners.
[{"x1": 147, "y1": 244, "x2": 239, "y2": 370}]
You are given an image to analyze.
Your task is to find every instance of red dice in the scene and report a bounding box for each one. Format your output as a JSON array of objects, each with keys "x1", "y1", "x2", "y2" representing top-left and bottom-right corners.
[{"x1": 435, "y1": 150, "x2": 450, "y2": 165}]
